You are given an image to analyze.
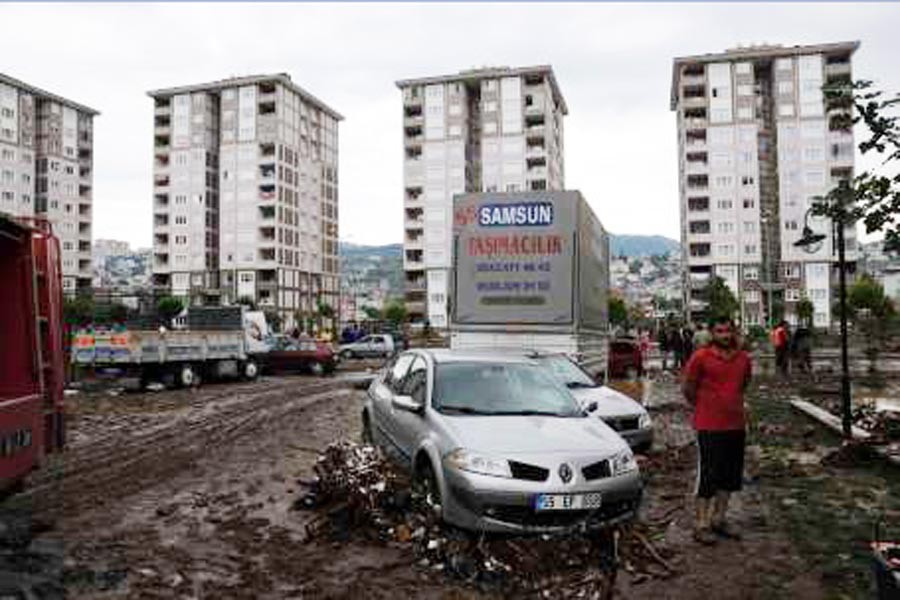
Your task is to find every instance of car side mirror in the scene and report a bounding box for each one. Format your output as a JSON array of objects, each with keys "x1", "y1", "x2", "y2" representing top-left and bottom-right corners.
[
  {"x1": 392, "y1": 395, "x2": 424, "y2": 414},
  {"x1": 584, "y1": 401, "x2": 598, "y2": 414}
]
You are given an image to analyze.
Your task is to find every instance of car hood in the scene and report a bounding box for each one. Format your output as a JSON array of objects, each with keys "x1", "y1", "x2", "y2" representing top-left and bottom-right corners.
[
  {"x1": 569, "y1": 386, "x2": 646, "y2": 419},
  {"x1": 440, "y1": 414, "x2": 626, "y2": 455}
]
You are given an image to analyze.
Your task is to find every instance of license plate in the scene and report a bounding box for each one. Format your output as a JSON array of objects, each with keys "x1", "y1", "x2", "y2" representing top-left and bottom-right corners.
[{"x1": 534, "y1": 493, "x2": 602, "y2": 511}]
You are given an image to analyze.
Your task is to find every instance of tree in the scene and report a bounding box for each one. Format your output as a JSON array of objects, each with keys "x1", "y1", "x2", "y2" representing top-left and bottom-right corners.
[
  {"x1": 704, "y1": 277, "x2": 739, "y2": 322},
  {"x1": 812, "y1": 80, "x2": 900, "y2": 251},
  {"x1": 846, "y1": 274, "x2": 895, "y2": 371},
  {"x1": 609, "y1": 296, "x2": 628, "y2": 330},
  {"x1": 93, "y1": 302, "x2": 130, "y2": 325},
  {"x1": 383, "y1": 301, "x2": 407, "y2": 326},
  {"x1": 236, "y1": 296, "x2": 257, "y2": 310},
  {"x1": 796, "y1": 297, "x2": 815, "y2": 327},
  {"x1": 64, "y1": 296, "x2": 95, "y2": 327},
  {"x1": 264, "y1": 309, "x2": 283, "y2": 334},
  {"x1": 362, "y1": 306, "x2": 381, "y2": 321},
  {"x1": 317, "y1": 301, "x2": 335, "y2": 320},
  {"x1": 156, "y1": 296, "x2": 184, "y2": 325}
]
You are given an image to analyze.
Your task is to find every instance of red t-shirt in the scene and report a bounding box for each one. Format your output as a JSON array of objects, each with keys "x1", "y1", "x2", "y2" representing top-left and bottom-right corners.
[{"x1": 684, "y1": 346, "x2": 752, "y2": 431}]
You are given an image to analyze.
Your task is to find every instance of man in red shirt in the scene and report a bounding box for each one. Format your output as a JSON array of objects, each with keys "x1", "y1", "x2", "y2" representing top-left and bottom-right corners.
[{"x1": 682, "y1": 316, "x2": 752, "y2": 545}]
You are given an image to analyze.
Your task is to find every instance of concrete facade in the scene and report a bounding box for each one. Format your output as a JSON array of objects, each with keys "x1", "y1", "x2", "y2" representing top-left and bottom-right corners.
[
  {"x1": 0, "y1": 73, "x2": 98, "y2": 294},
  {"x1": 148, "y1": 74, "x2": 341, "y2": 330},
  {"x1": 396, "y1": 66, "x2": 567, "y2": 327},
  {"x1": 671, "y1": 42, "x2": 859, "y2": 329}
]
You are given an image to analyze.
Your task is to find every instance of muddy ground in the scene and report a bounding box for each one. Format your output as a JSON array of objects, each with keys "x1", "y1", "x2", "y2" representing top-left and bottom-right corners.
[{"x1": 1, "y1": 368, "x2": 892, "y2": 598}]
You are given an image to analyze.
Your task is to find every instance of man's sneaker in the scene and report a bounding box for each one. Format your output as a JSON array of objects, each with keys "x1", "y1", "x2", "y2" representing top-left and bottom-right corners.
[
  {"x1": 693, "y1": 528, "x2": 717, "y2": 546},
  {"x1": 712, "y1": 521, "x2": 742, "y2": 540}
]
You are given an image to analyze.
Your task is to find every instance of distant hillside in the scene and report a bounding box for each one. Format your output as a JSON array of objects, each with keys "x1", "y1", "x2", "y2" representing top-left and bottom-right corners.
[
  {"x1": 609, "y1": 235, "x2": 679, "y2": 258},
  {"x1": 339, "y1": 236, "x2": 678, "y2": 260},
  {"x1": 339, "y1": 242, "x2": 402, "y2": 258}
]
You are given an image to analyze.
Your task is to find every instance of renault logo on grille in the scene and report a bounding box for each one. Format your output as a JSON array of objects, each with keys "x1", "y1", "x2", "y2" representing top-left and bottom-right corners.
[{"x1": 558, "y1": 463, "x2": 573, "y2": 484}]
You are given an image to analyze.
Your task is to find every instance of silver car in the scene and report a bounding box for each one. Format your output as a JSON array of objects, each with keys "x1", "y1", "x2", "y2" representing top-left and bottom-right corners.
[
  {"x1": 530, "y1": 353, "x2": 654, "y2": 453},
  {"x1": 361, "y1": 350, "x2": 643, "y2": 534}
]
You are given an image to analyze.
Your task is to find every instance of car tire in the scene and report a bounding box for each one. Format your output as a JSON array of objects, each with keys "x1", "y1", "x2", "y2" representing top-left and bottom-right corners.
[
  {"x1": 310, "y1": 362, "x2": 324, "y2": 376},
  {"x1": 177, "y1": 364, "x2": 196, "y2": 388},
  {"x1": 243, "y1": 359, "x2": 259, "y2": 381},
  {"x1": 413, "y1": 458, "x2": 442, "y2": 518},
  {"x1": 625, "y1": 366, "x2": 638, "y2": 380},
  {"x1": 340, "y1": 350, "x2": 354, "y2": 360}
]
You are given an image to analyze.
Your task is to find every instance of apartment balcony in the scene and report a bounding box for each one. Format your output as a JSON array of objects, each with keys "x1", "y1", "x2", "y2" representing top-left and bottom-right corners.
[
  {"x1": 258, "y1": 248, "x2": 277, "y2": 264},
  {"x1": 154, "y1": 176, "x2": 170, "y2": 190},
  {"x1": 78, "y1": 203, "x2": 91, "y2": 217},
  {"x1": 404, "y1": 249, "x2": 424, "y2": 270},
  {"x1": 683, "y1": 117, "x2": 708, "y2": 129},
  {"x1": 825, "y1": 61, "x2": 851, "y2": 78},
  {"x1": 681, "y1": 74, "x2": 705, "y2": 87},
  {"x1": 527, "y1": 165, "x2": 548, "y2": 179},
  {"x1": 259, "y1": 184, "x2": 276, "y2": 202},
  {"x1": 79, "y1": 166, "x2": 92, "y2": 180},
  {"x1": 689, "y1": 272, "x2": 712, "y2": 287},
  {"x1": 686, "y1": 174, "x2": 708, "y2": 190},
  {"x1": 526, "y1": 145, "x2": 546, "y2": 159},
  {"x1": 404, "y1": 160, "x2": 424, "y2": 186},
  {"x1": 405, "y1": 300, "x2": 426, "y2": 315},
  {"x1": 405, "y1": 277, "x2": 427, "y2": 292},
  {"x1": 259, "y1": 164, "x2": 276, "y2": 180},
  {"x1": 685, "y1": 161, "x2": 707, "y2": 175},
  {"x1": 404, "y1": 134, "x2": 424, "y2": 148}
]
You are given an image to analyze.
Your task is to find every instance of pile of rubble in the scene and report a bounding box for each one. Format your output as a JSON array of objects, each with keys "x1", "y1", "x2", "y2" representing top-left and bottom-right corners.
[{"x1": 298, "y1": 441, "x2": 626, "y2": 598}]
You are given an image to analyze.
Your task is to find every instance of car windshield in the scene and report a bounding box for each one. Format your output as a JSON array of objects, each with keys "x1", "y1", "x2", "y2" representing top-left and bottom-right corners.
[
  {"x1": 536, "y1": 355, "x2": 597, "y2": 389},
  {"x1": 433, "y1": 362, "x2": 583, "y2": 417}
]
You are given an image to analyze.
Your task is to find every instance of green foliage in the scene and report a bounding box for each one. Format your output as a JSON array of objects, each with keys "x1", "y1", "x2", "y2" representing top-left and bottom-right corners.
[
  {"x1": 747, "y1": 325, "x2": 768, "y2": 343},
  {"x1": 383, "y1": 301, "x2": 407, "y2": 326},
  {"x1": 64, "y1": 296, "x2": 95, "y2": 327},
  {"x1": 264, "y1": 309, "x2": 282, "y2": 333},
  {"x1": 609, "y1": 296, "x2": 628, "y2": 329},
  {"x1": 628, "y1": 260, "x2": 642, "y2": 274},
  {"x1": 704, "y1": 276, "x2": 739, "y2": 322},
  {"x1": 796, "y1": 297, "x2": 815, "y2": 327},
  {"x1": 362, "y1": 306, "x2": 381, "y2": 321},
  {"x1": 156, "y1": 296, "x2": 184, "y2": 324},
  {"x1": 317, "y1": 301, "x2": 335, "y2": 319},
  {"x1": 847, "y1": 274, "x2": 894, "y2": 318},
  {"x1": 94, "y1": 302, "x2": 130, "y2": 325},
  {"x1": 813, "y1": 80, "x2": 900, "y2": 251},
  {"x1": 236, "y1": 296, "x2": 257, "y2": 310}
]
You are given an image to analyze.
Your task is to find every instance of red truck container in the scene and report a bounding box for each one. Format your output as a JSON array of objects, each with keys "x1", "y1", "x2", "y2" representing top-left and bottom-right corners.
[{"x1": 0, "y1": 215, "x2": 65, "y2": 495}]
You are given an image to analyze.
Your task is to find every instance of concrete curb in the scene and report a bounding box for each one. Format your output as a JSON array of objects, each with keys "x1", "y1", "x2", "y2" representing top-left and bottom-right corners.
[{"x1": 789, "y1": 399, "x2": 900, "y2": 467}]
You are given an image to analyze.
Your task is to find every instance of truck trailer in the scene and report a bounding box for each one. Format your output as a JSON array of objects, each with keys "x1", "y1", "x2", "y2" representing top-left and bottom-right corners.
[
  {"x1": 71, "y1": 307, "x2": 271, "y2": 388},
  {"x1": 0, "y1": 216, "x2": 65, "y2": 495},
  {"x1": 450, "y1": 191, "x2": 610, "y2": 379}
]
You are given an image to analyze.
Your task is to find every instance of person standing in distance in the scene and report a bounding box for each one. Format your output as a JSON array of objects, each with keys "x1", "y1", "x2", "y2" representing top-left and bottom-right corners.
[{"x1": 682, "y1": 316, "x2": 752, "y2": 544}]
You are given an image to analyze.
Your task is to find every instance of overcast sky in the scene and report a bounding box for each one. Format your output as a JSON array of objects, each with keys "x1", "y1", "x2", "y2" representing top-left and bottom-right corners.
[{"x1": 2, "y1": 2, "x2": 898, "y2": 248}]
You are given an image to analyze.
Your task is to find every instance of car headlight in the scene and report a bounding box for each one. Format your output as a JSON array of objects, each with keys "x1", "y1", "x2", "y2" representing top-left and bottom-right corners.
[
  {"x1": 444, "y1": 448, "x2": 512, "y2": 479},
  {"x1": 638, "y1": 412, "x2": 652, "y2": 429},
  {"x1": 610, "y1": 449, "x2": 638, "y2": 476}
]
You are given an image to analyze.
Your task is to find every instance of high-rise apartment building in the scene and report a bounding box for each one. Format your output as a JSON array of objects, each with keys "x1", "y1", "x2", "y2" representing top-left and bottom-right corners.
[
  {"x1": 396, "y1": 66, "x2": 567, "y2": 327},
  {"x1": 148, "y1": 74, "x2": 341, "y2": 329},
  {"x1": 0, "y1": 73, "x2": 97, "y2": 294},
  {"x1": 671, "y1": 42, "x2": 859, "y2": 329}
]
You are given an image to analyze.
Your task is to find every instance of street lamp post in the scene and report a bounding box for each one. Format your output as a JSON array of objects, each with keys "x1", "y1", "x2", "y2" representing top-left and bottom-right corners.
[{"x1": 794, "y1": 189, "x2": 852, "y2": 439}]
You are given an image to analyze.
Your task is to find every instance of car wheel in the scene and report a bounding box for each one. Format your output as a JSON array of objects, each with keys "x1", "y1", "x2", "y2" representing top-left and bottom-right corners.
[
  {"x1": 177, "y1": 364, "x2": 198, "y2": 388},
  {"x1": 243, "y1": 359, "x2": 259, "y2": 381},
  {"x1": 625, "y1": 366, "x2": 638, "y2": 380},
  {"x1": 413, "y1": 458, "x2": 442, "y2": 517},
  {"x1": 340, "y1": 350, "x2": 354, "y2": 360},
  {"x1": 310, "y1": 362, "x2": 324, "y2": 376}
]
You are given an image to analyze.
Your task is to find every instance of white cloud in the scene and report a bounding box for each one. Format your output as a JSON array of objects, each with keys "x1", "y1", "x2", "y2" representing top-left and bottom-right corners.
[{"x1": 2, "y1": 2, "x2": 897, "y2": 247}]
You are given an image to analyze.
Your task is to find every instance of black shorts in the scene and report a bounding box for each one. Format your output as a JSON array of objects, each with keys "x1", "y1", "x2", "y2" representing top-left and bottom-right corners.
[{"x1": 696, "y1": 430, "x2": 746, "y2": 498}]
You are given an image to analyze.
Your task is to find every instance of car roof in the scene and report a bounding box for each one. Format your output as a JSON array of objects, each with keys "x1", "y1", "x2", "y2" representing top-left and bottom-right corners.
[{"x1": 417, "y1": 348, "x2": 537, "y2": 365}]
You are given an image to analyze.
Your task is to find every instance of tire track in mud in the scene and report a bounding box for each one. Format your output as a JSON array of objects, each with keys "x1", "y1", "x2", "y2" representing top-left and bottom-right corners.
[{"x1": 21, "y1": 378, "x2": 354, "y2": 518}]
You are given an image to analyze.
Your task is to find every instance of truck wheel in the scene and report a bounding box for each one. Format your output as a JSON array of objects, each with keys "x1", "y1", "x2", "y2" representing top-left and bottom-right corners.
[
  {"x1": 177, "y1": 364, "x2": 197, "y2": 388},
  {"x1": 243, "y1": 359, "x2": 259, "y2": 381}
]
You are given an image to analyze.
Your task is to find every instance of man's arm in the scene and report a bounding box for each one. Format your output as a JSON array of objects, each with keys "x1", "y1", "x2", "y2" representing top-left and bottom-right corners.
[{"x1": 682, "y1": 353, "x2": 701, "y2": 406}]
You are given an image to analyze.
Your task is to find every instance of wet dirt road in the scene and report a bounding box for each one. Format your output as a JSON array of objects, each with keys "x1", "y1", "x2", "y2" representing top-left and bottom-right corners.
[{"x1": 2, "y1": 372, "x2": 829, "y2": 599}]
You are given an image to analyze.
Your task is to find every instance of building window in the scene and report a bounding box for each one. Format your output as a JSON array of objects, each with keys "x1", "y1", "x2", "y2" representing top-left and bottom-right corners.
[
  {"x1": 785, "y1": 289, "x2": 800, "y2": 301},
  {"x1": 785, "y1": 220, "x2": 798, "y2": 231},
  {"x1": 744, "y1": 244, "x2": 757, "y2": 255},
  {"x1": 737, "y1": 106, "x2": 753, "y2": 119},
  {"x1": 776, "y1": 58, "x2": 793, "y2": 71},
  {"x1": 743, "y1": 221, "x2": 756, "y2": 233},
  {"x1": 717, "y1": 222, "x2": 735, "y2": 234},
  {"x1": 735, "y1": 62, "x2": 752, "y2": 75},
  {"x1": 745, "y1": 290, "x2": 761, "y2": 302},
  {"x1": 779, "y1": 104, "x2": 795, "y2": 117},
  {"x1": 741, "y1": 176, "x2": 755, "y2": 186},
  {"x1": 716, "y1": 199, "x2": 733, "y2": 210},
  {"x1": 744, "y1": 267, "x2": 759, "y2": 280},
  {"x1": 803, "y1": 146, "x2": 824, "y2": 162},
  {"x1": 743, "y1": 198, "x2": 755, "y2": 209},
  {"x1": 810, "y1": 289, "x2": 827, "y2": 300},
  {"x1": 783, "y1": 264, "x2": 801, "y2": 278},
  {"x1": 777, "y1": 81, "x2": 794, "y2": 95}
]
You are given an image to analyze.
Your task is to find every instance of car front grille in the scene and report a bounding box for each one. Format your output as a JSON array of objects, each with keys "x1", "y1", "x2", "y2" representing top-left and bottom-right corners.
[
  {"x1": 581, "y1": 459, "x2": 612, "y2": 481},
  {"x1": 508, "y1": 460, "x2": 550, "y2": 482},
  {"x1": 484, "y1": 499, "x2": 637, "y2": 529},
  {"x1": 604, "y1": 417, "x2": 640, "y2": 432}
]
